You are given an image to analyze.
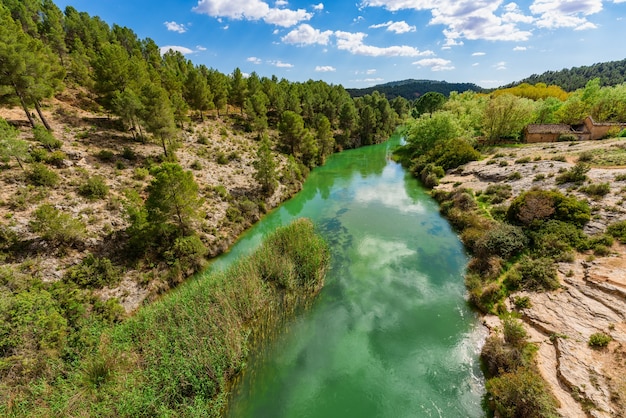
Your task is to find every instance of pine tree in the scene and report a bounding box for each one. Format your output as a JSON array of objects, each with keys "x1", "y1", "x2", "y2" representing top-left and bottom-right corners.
[{"x1": 253, "y1": 134, "x2": 277, "y2": 195}]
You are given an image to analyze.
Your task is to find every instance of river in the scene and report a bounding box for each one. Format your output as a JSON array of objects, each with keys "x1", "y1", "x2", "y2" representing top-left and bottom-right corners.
[{"x1": 211, "y1": 135, "x2": 486, "y2": 417}]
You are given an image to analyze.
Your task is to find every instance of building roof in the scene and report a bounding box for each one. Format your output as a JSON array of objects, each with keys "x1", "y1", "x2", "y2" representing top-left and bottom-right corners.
[{"x1": 525, "y1": 124, "x2": 572, "y2": 134}]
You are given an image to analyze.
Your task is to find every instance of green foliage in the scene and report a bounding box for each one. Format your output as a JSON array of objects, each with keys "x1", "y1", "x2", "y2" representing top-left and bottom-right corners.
[
  {"x1": 253, "y1": 134, "x2": 278, "y2": 195},
  {"x1": 529, "y1": 220, "x2": 589, "y2": 259},
  {"x1": 145, "y1": 163, "x2": 201, "y2": 237},
  {"x1": 607, "y1": 220, "x2": 626, "y2": 243},
  {"x1": 33, "y1": 125, "x2": 62, "y2": 150},
  {"x1": 486, "y1": 367, "x2": 559, "y2": 418},
  {"x1": 78, "y1": 175, "x2": 109, "y2": 199},
  {"x1": 27, "y1": 162, "x2": 59, "y2": 187},
  {"x1": 555, "y1": 162, "x2": 590, "y2": 185},
  {"x1": 503, "y1": 316, "x2": 528, "y2": 347},
  {"x1": 507, "y1": 188, "x2": 590, "y2": 228},
  {"x1": 162, "y1": 234, "x2": 207, "y2": 273},
  {"x1": 96, "y1": 149, "x2": 115, "y2": 162},
  {"x1": 513, "y1": 296, "x2": 532, "y2": 309},
  {"x1": 588, "y1": 332, "x2": 612, "y2": 348},
  {"x1": 30, "y1": 204, "x2": 86, "y2": 246},
  {"x1": 65, "y1": 254, "x2": 121, "y2": 288},
  {"x1": 482, "y1": 94, "x2": 535, "y2": 142},
  {"x1": 482, "y1": 184, "x2": 513, "y2": 204},
  {"x1": 579, "y1": 182, "x2": 610, "y2": 198},
  {"x1": 0, "y1": 118, "x2": 29, "y2": 169},
  {"x1": 476, "y1": 223, "x2": 528, "y2": 260},
  {"x1": 412, "y1": 91, "x2": 446, "y2": 117},
  {"x1": 103, "y1": 219, "x2": 328, "y2": 416},
  {"x1": 513, "y1": 257, "x2": 559, "y2": 291}
]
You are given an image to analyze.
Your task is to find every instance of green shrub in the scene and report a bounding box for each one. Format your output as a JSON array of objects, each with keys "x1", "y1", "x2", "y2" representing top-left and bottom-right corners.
[
  {"x1": 607, "y1": 220, "x2": 626, "y2": 243},
  {"x1": 507, "y1": 171, "x2": 522, "y2": 181},
  {"x1": 419, "y1": 163, "x2": 445, "y2": 188},
  {"x1": 558, "y1": 134, "x2": 577, "y2": 141},
  {"x1": 503, "y1": 317, "x2": 527, "y2": 347},
  {"x1": 216, "y1": 152, "x2": 228, "y2": 165},
  {"x1": 486, "y1": 367, "x2": 559, "y2": 418},
  {"x1": 45, "y1": 150, "x2": 67, "y2": 167},
  {"x1": 588, "y1": 332, "x2": 612, "y2": 348},
  {"x1": 577, "y1": 151, "x2": 594, "y2": 162},
  {"x1": 121, "y1": 146, "x2": 137, "y2": 160},
  {"x1": 530, "y1": 220, "x2": 589, "y2": 258},
  {"x1": 97, "y1": 149, "x2": 115, "y2": 162},
  {"x1": 515, "y1": 257, "x2": 559, "y2": 291},
  {"x1": 33, "y1": 125, "x2": 62, "y2": 150},
  {"x1": 513, "y1": 296, "x2": 532, "y2": 309},
  {"x1": 579, "y1": 182, "x2": 610, "y2": 198},
  {"x1": 515, "y1": 157, "x2": 531, "y2": 164},
  {"x1": 533, "y1": 174, "x2": 545, "y2": 182},
  {"x1": 133, "y1": 167, "x2": 149, "y2": 180},
  {"x1": 507, "y1": 188, "x2": 590, "y2": 228},
  {"x1": 65, "y1": 254, "x2": 121, "y2": 288},
  {"x1": 555, "y1": 162, "x2": 590, "y2": 185},
  {"x1": 190, "y1": 160, "x2": 202, "y2": 170},
  {"x1": 29, "y1": 147, "x2": 48, "y2": 162},
  {"x1": 483, "y1": 184, "x2": 512, "y2": 204},
  {"x1": 476, "y1": 223, "x2": 528, "y2": 260},
  {"x1": 163, "y1": 234, "x2": 207, "y2": 273},
  {"x1": 27, "y1": 163, "x2": 59, "y2": 187},
  {"x1": 78, "y1": 176, "x2": 109, "y2": 200},
  {"x1": 30, "y1": 204, "x2": 86, "y2": 246}
]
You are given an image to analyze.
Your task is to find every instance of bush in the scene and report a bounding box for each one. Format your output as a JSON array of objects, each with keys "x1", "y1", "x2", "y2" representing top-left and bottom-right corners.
[
  {"x1": 27, "y1": 163, "x2": 59, "y2": 187},
  {"x1": 133, "y1": 167, "x2": 149, "y2": 180},
  {"x1": 216, "y1": 152, "x2": 228, "y2": 165},
  {"x1": 588, "y1": 332, "x2": 612, "y2": 348},
  {"x1": 483, "y1": 184, "x2": 512, "y2": 204},
  {"x1": 515, "y1": 257, "x2": 559, "y2": 291},
  {"x1": 530, "y1": 220, "x2": 589, "y2": 258},
  {"x1": 579, "y1": 182, "x2": 610, "y2": 198},
  {"x1": 97, "y1": 149, "x2": 115, "y2": 162},
  {"x1": 65, "y1": 254, "x2": 121, "y2": 288},
  {"x1": 78, "y1": 176, "x2": 109, "y2": 200},
  {"x1": 555, "y1": 162, "x2": 590, "y2": 185},
  {"x1": 515, "y1": 157, "x2": 531, "y2": 164},
  {"x1": 45, "y1": 150, "x2": 67, "y2": 167},
  {"x1": 30, "y1": 204, "x2": 86, "y2": 246},
  {"x1": 33, "y1": 125, "x2": 62, "y2": 150},
  {"x1": 121, "y1": 146, "x2": 137, "y2": 161},
  {"x1": 481, "y1": 336, "x2": 524, "y2": 376},
  {"x1": 578, "y1": 151, "x2": 594, "y2": 162},
  {"x1": 607, "y1": 220, "x2": 626, "y2": 243},
  {"x1": 503, "y1": 317, "x2": 527, "y2": 347},
  {"x1": 507, "y1": 188, "x2": 590, "y2": 228},
  {"x1": 513, "y1": 296, "x2": 531, "y2": 309},
  {"x1": 476, "y1": 222, "x2": 528, "y2": 260},
  {"x1": 486, "y1": 367, "x2": 559, "y2": 418}
]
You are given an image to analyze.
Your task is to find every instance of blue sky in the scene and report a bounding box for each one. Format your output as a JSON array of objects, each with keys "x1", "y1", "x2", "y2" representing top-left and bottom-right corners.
[{"x1": 55, "y1": 0, "x2": 626, "y2": 89}]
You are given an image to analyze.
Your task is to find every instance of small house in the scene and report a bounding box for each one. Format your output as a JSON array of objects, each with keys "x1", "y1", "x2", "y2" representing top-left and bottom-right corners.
[{"x1": 524, "y1": 116, "x2": 626, "y2": 143}]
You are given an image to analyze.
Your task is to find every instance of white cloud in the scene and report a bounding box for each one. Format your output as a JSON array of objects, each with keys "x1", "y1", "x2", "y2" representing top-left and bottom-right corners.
[
  {"x1": 313, "y1": 3, "x2": 324, "y2": 10},
  {"x1": 366, "y1": 69, "x2": 377, "y2": 74},
  {"x1": 513, "y1": 45, "x2": 526, "y2": 51},
  {"x1": 160, "y1": 45, "x2": 194, "y2": 55},
  {"x1": 164, "y1": 21, "x2": 187, "y2": 33},
  {"x1": 247, "y1": 56, "x2": 262, "y2": 64},
  {"x1": 335, "y1": 31, "x2": 433, "y2": 57},
  {"x1": 193, "y1": 0, "x2": 312, "y2": 27},
  {"x1": 472, "y1": 62, "x2": 480, "y2": 66},
  {"x1": 361, "y1": 0, "x2": 533, "y2": 45},
  {"x1": 196, "y1": 45, "x2": 207, "y2": 51},
  {"x1": 530, "y1": 0, "x2": 602, "y2": 29},
  {"x1": 281, "y1": 23, "x2": 333, "y2": 45},
  {"x1": 350, "y1": 77, "x2": 385, "y2": 84},
  {"x1": 494, "y1": 61, "x2": 507, "y2": 70},
  {"x1": 269, "y1": 60, "x2": 294, "y2": 67},
  {"x1": 369, "y1": 20, "x2": 416, "y2": 34},
  {"x1": 315, "y1": 65, "x2": 336, "y2": 72},
  {"x1": 413, "y1": 57, "x2": 455, "y2": 71},
  {"x1": 472, "y1": 51, "x2": 486, "y2": 56},
  {"x1": 275, "y1": 0, "x2": 288, "y2": 5}
]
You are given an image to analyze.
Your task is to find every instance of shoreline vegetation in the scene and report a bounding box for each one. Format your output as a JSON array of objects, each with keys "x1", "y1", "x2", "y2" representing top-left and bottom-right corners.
[
  {"x1": 3, "y1": 218, "x2": 330, "y2": 416},
  {"x1": 394, "y1": 82, "x2": 626, "y2": 417}
]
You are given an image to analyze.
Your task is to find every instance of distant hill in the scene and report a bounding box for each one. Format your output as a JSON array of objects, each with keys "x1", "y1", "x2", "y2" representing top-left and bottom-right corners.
[
  {"x1": 346, "y1": 79, "x2": 484, "y2": 100},
  {"x1": 501, "y1": 58, "x2": 626, "y2": 92}
]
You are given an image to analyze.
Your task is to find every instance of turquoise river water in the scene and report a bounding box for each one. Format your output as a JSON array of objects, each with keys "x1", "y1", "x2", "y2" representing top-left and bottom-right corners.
[{"x1": 211, "y1": 135, "x2": 486, "y2": 417}]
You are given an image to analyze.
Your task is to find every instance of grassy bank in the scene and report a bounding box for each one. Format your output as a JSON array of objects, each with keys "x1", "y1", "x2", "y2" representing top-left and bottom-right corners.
[{"x1": 2, "y1": 218, "x2": 329, "y2": 417}]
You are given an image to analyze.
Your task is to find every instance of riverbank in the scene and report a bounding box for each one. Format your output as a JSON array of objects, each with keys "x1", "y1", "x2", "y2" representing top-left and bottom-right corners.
[{"x1": 435, "y1": 138, "x2": 626, "y2": 417}]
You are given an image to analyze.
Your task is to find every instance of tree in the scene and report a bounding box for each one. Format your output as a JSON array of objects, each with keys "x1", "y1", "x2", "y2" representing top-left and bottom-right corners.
[
  {"x1": 229, "y1": 67, "x2": 247, "y2": 115},
  {"x1": 244, "y1": 91, "x2": 269, "y2": 134},
  {"x1": 91, "y1": 42, "x2": 132, "y2": 110},
  {"x1": 405, "y1": 111, "x2": 460, "y2": 155},
  {"x1": 184, "y1": 66, "x2": 212, "y2": 121},
  {"x1": 253, "y1": 134, "x2": 277, "y2": 195},
  {"x1": 112, "y1": 88, "x2": 144, "y2": 138},
  {"x1": 278, "y1": 110, "x2": 307, "y2": 155},
  {"x1": 482, "y1": 94, "x2": 535, "y2": 142},
  {"x1": 140, "y1": 83, "x2": 177, "y2": 157},
  {"x1": 0, "y1": 117, "x2": 29, "y2": 169},
  {"x1": 207, "y1": 68, "x2": 229, "y2": 117},
  {"x1": 413, "y1": 91, "x2": 446, "y2": 117},
  {"x1": 146, "y1": 163, "x2": 201, "y2": 237},
  {"x1": 315, "y1": 114, "x2": 334, "y2": 165},
  {"x1": 0, "y1": 6, "x2": 64, "y2": 129}
]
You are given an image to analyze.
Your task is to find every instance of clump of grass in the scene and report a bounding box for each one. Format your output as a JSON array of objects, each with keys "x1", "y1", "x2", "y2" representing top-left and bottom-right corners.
[
  {"x1": 579, "y1": 182, "x2": 610, "y2": 199},
  {"x1": 589, "y1": 332, "x2": 612, "y2": 348},
  {"x1": 78, "y1": 176, "x2": 109, "y2": 200}
]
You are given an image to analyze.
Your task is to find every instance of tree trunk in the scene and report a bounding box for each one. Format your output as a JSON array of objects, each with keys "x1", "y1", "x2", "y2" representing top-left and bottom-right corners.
[
  {"x1": 14, "y1": 156, "x2": 24, "y2": 170},
  {"x1": 34, "y1": 100, "x2": 52, "y2": 131},
  {"x1": 161, "y1": 136, "x2": 168, "y2": 158},
  {"x1": 13, "y1": 84, "x2": 36, "y2": 128}
]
